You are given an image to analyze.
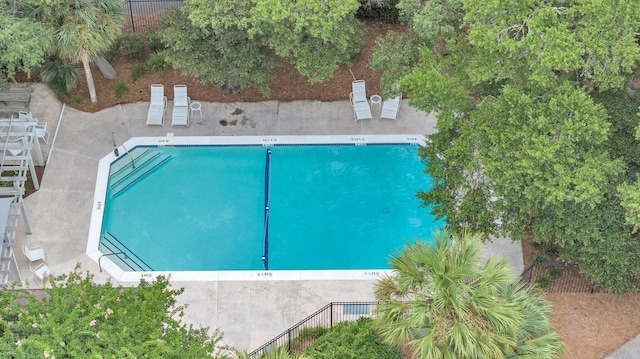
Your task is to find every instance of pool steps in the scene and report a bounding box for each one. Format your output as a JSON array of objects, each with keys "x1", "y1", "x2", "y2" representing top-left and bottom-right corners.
[
  {"x1": 100, "y1": 231, "x2": 153, "y2": 271},
  {"x1": 108, "y1": 147, "x2": 149, "y2": 178},
  {"x1": 109, "y1": 148, "x2": 172, "y2": 198}
]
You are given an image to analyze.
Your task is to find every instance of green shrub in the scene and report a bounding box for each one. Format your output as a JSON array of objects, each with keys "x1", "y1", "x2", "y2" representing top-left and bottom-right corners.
[
  {"x1": 550, "y1": 266, "x2": 563, "y2": 280},
  {"x1": 532, "y1": 253, "x2": 550, "y2": 263},
  {"x1": 121, "y1": 32, "x2": 147, "y2": 60},
  {"x1": 355, "y1": 0, "x2": 400, "y2": 24},
  {"x1": 542, "y1": 243, "x2": 560, "y2": 258},
  {"x1": 113, "y1": 82, "x2": 129, "y2": 99},
  {"x1": 303, "y1": 318, "x2": 401, "y2": 359},
  {"x1": 146, "y1": 28, "x2": 165, "y2": 53},
  {"x1": 289, "y1": 326, "x2": 329, "y2": 351},
  {"x1": 40, "y1": 56, "x2": 82, "y2": 98},
  {"x1": 72, "y1": 95, "x2": 82, "y2": 104},
  {"x1": 147, "y1": 52, "x2": 168, "y2": 72},
  {"x1": 535, "y1": 267, "x2": 563, "y2": 291},
  {"x1": 130, "y1": 63, "x2": 149, "y2": 83},
  {"x1": 535, "y1": 273, "x2": 553, "y2": 290},
  {"x1": 103, "y1": 38, "x2": 122, "y2": 60},
  {"x1": 46, "y1": 80, "x2": 70, "y2": 100},
  {"x1": 298, "y1": 326, "x2": 329, "y2": 339},
  {"x1": 0, "y1": 270, "x2": 228, "y2": 357}
]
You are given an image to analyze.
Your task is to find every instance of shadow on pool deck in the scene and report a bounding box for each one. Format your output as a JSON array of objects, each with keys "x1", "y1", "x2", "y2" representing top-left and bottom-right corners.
[{"x1": 12, "y1": 83, "x2": 523, "y2": 351}]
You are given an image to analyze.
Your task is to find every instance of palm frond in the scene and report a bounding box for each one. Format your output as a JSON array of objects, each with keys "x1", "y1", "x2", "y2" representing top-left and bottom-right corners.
[{"x1": 374, "y1": 230, "x2": 565, "y2": 358}]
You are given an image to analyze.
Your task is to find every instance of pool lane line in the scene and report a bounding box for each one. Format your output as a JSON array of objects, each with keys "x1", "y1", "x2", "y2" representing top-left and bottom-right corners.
[{"x1": 262, "y1": 148, "x2": 272, "y2": 270}]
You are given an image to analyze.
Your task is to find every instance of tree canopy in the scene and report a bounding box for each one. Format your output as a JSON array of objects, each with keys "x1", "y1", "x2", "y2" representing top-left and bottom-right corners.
[
  {"x1": 0, "y1": 269, "x2": 233, "y2": 358},
  {"x1": 0, "y1": 3, "x2": 48, "y2": 87},
  {"x1": 42, "y1": 0, "x2": 124, "y2": 103},
  {"x1": 382, "y1": 0, "x2": 640, "y2": 292},
  {"x1": 184, "y1": 0, "x2": 363, "y2": 84},
  {"x1": 373, "y1": 231, "x2": 564, "y2": 359},
  {"x1": 160, "y1": 8, "x2": 275, "y2": 95},
  {"x1": 1, "y1": 0, "x2": 124, "y2": 102}
]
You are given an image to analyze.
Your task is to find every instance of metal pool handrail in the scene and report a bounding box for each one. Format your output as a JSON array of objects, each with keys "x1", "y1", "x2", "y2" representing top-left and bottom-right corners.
[{"x1": 100, "y1": 232, "x2": 154, "y2": 272}]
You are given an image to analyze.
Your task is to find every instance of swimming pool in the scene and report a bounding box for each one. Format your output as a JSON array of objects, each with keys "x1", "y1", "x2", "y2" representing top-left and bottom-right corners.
[{"x1": 87, "y1": 135, "x2": 442, "y2": 282}]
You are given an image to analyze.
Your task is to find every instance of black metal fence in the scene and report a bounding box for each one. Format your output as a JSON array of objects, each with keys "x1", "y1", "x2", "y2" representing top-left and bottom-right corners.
[
  {"x1": 249, "y1": 263, "x2": 640, "y2": 357},
  {"x1": 520, "y1": 262, "x2": 640, "y2": 293},
  {"x1": 248, "y1": 302, "x2": 377, "y2": 358},
  {"x1": 123, "y1": 0, "x2": 184, "y2": 32}
]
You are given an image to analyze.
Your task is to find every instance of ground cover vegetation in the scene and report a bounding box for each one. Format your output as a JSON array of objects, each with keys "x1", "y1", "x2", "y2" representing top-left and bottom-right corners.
[
  {"x1": 303, "y1": 318, "x2": 401, "y2": 359},
  {"x1": 0, "y1": 269, "x2": 238, "y2": 358},
  {"x1": 245, "y1": 318, "x2": 402, "y2": 359},
  {"x1": 369, "y1": 0, "x2": 640, "y2": 293}
]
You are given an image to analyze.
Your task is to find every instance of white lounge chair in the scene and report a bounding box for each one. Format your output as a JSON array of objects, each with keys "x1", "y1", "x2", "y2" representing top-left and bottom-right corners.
[
  {"x1": 146, "y1": 84, "x2": 166, "y2": 126},
  {"x1": 23, "y1": 245, "x2": 46, "y2": 263},
  {"x1": 171, "y1": 85, "x2": 190, "y2": 126},
  {"x1": 349, "y1": 80, "x2": 372, "y2": 121},
  {"x1": 380, "y1": 95, "x2": 401, "y2": 120}
]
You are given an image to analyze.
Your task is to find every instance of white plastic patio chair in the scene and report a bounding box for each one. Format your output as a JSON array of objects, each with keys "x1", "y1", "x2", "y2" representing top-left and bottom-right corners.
[
  {"x1": 349, "y1": 80, "x2": 372, "y2": 121},
  {"x1": 35, "y1": 122, "x2": 50, "y2": 144},
  {"x1": 171, "y1": 85, "x2": 190, "y2": 126},
  {"x1": 30, "y1": 262, "x2": 53, "y2": 288},
  {"x1": 23, "y1": 245, "x2": 46, "y2": 263},
  {"x1": 146, "y1": 84, "x2": 167, "y2": 126},
  {"x1": 18, "y1": 111, "x2": 32, "y2": 120}
]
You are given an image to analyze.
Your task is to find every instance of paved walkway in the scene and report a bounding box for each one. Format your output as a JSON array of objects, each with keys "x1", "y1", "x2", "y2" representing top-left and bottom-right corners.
[
  {"x1": 12, "y1": 83, "x2": 527, "y2": 352},
  {"x1": 607, "y1": 333, "x2": 640, "y2": 358}
]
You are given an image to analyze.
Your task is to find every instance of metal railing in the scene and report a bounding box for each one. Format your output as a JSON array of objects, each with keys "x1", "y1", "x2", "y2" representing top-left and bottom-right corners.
[
  {"x1": 100, "y1": 232, "x2": 154, "y2": 272},
  {"x1": 248, "y1": 302, "x2": 377, "y2": 358},
  {"x1": 249, "y1": 262, "x2": 640, "y2": 357},
  {"x1": 520, "y1": 262, "x2": 640, "y2": 293},
  {"x1": 123, "y1": 0, "x2": 184, "y2": 32}
]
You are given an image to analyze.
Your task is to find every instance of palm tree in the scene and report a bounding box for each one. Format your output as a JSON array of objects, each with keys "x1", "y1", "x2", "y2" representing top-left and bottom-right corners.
[
  {"x1": 373, "y1": 230, "x2": 565, "y2": 359},
  {"x1": 45, "y1": 0, "x2": 124, "y2": 104}
]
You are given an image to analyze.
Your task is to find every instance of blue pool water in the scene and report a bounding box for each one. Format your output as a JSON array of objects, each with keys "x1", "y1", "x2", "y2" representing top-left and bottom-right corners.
[{"x1": 100, "y1": 144, "x2": 442, "y2": 271}]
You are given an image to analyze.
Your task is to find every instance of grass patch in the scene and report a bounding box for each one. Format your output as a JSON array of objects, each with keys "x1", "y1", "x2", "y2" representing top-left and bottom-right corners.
[
  {"x1": 130, "y1": 64, "x2": 149, "y2": 83},
  {"x1": 146, "y1": 52, "x2": 168, "y2": 72},
  {"x1": 114, "y1": 82, "x2": 129, "y2": 99}
]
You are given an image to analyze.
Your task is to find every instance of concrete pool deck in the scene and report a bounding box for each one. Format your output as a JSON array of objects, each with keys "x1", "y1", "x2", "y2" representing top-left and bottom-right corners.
[{"x1": 13, "y1": 83, "x2": 524, "y2": 351}]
